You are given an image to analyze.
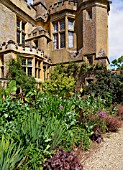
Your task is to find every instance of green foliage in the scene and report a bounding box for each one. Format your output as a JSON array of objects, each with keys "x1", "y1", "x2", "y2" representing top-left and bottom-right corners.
[
  {"x1": 0, "y1": 91, "x2": 122, "y2": 169},
  {"x1": 42, "y1": 64, "x2": 76, "y2": 95},
  {"x1": 0, "y1": 136, "x2": 22, "y2": 170},
  {"x1": 111, "y1": 56, "x2": 123, "y2": 70},
  {"x1": 0, "y1": 84, "x2": 5, "y2": 99},
  {"x1": 4, "y1": 80, "x2": 17, "y2": 98},
  {"x1": 85, "y1": 69, "x2": 123, "y2": 104},
  {"x1": 7, "y1": 56, "x2": 36, "y2": 94},
  {"x1": 42, "y1": 62, "x2": 107, "y2": 96}
]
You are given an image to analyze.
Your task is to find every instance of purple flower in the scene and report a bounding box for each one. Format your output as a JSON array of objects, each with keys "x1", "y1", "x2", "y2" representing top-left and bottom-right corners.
[
  {"x1": 97, "y1": 111, "x2": 107, "y2": 119},
  {"x1": 10, "y1": 93, "x2": 13, "y2": 97},
  {"x1": 103, "y1": 100, "x2": 106, "y2": 104},
  {"x1": 59, "y1": 105, "x2": 64, "y2": 110},
  {"x1": 77, "y1": 95, "x2": 81, "y2": 99}
]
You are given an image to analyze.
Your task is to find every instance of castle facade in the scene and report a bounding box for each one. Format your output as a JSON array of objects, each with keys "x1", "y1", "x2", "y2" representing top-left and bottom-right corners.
[{"x1": 0, "y1": 0, "x2": 111, "y2": 87}]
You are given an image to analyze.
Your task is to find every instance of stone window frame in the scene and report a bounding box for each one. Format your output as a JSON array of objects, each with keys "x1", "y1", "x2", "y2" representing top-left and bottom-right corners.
[
  {"x1": 68, "y1": 18, "x2": 74, "y2": 48},
  {"x1": 0, "y1": 55, "x2": 4, "y2": 78},
  {"x1": 35, "y1": 59, "x2": 41, "y2": 79},
  {"x1": 52, "y1": 17, "x2": 75, "y2": 50},
  {"x1": 22, "y1": 57, "x2": 33, "y2": 77},
  {"x1": 16, "y1": 17, "x2": 26, "y2": 46},
  {"x1": 53, "y1": 18, "x2": 66, "y2": 50}
]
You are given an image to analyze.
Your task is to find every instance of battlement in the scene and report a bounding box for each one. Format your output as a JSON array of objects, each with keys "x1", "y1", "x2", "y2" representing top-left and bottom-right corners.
[
  {"x1": 0, "y1": 40, "x2": 44, "y2": 59},
  {"x1": 27, "y1": 27, "x2": 51, "y2": 41},
  {"x1": 49, "y1": 0, "x2": 77, "y2": 15},
  {"x1": 0, "y1": 40, "x2": 51, "y2": 64}
]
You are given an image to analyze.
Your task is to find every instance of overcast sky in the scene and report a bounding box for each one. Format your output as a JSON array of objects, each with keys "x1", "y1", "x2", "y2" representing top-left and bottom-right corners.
[{"x1": 28, "y1": 0, "x2": 123, "y2": 62}]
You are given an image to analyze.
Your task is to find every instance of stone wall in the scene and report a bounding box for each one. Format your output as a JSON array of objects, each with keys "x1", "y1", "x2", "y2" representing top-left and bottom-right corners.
[
  {"x1": 10, "y1": 0, "x2": 36, "y2": 19},
  {"x1": 0, "y1": 3, "x2": 16, "y2": 44},
  {"x1": 96, "y1": 5, "x2": 108, "y2": 57},
  {"x1": 82, "y1": 6, "x2": 96, "y2": 55}
]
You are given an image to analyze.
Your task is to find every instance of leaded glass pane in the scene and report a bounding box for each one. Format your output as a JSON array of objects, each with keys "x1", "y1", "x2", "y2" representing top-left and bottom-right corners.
[
  {"x1": 68, "y1": 32, "x2": 74, "y2": 48},
  {"x1": 60, "y1": 32, "x2": 65, "y2": 48},
  {"x1": 60, "y1": 20, "x2": 65, "y2": 30}
]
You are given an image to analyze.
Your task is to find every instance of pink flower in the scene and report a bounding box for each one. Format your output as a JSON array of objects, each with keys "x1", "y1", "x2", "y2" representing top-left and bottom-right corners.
[{"x1": 97, "y1": 111, "x2": 107, "y2": 119}]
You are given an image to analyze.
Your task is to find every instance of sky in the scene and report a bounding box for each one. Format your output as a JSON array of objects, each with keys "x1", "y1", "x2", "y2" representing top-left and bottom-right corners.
[
  {"x1": 109, "y1": 0, "x2": 123, "y2": 62},
  {"x1": 28, "y1": 0, "x2": 123, "y2": 63}
]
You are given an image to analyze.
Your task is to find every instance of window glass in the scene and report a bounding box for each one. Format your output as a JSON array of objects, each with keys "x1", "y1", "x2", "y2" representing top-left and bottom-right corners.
[
  {"x1": 53, "y1": 22, "x2": 58, "y2": 32},
  {"x1": 22, "y1": 22, "x2": 25, "y2": 31},
  {"x1": 68, "y1": 32, "x2": 74, "y2": 48},
  {"x1": 60, "y1": 20, "x2": 65, "y2": 30},
  {"x1": 54, "y1": 34, "x2": 58, "y2": 49},
  {"x1": 87, "y1": 9, "x2": 92, "y2": 19},
  {"x1": 17, "y1": 19, "x2": 20, "y2": 28},
  {"x1": 17, "y1": 31, "x2": 20, "y2": 44},
  {"x1": 28, "y1": 59, "x2": 32, "y2": 66},
  {"x1": 28, "y1": 67, "x2": 32, "y2": 76},
  {"x1": 60, "y1": 32, "x2": 65, "y2": 48},
  {"x1": 68, "y1": 20, "x2": 74, "y2": 30},
  {"x1": 22, "y1": 33, "x2": 25, "y2": 46},
  {"x1": 17, "y1": 17, "x2": 26, "y2": 45},
  {"x1": 22, "y1": 58, "x2": 26, "y2": 65}
]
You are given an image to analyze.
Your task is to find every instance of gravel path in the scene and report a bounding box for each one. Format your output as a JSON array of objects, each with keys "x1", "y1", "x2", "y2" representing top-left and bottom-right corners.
[{"x1": 81, "y1": 127, "x2": 123, "y2": 170}]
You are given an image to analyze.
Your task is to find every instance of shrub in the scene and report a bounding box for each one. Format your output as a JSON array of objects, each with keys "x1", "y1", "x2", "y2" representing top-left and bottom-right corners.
[
  {"x1": 106, "y1": 116, "x2": 122, "y2": 132},
  {"x1": 7, "y1": 56, "x2": 36, "y2": 95},
  {"x1": 116, "y1": 105, "x2": 123, "y2": 120},
  {"x1": 43, "y1": 147, "x2": 83, "y2": 170},
  {"x1": 85, "y1": 70, "x2": 123, "y2": 104},
  {"x1": 42, "y1": 64, "x2": 75, "y2": 96}
]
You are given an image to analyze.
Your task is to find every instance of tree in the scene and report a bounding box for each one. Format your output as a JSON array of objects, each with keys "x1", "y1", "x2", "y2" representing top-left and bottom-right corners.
[{"x1": 111, "y1": 56, "x2": 123, "y2": 70}]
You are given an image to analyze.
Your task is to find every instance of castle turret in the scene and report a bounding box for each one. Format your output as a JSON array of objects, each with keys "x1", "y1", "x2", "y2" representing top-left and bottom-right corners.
[
  {"x1": 76, "y1": 0, "x2": 111, "y2": 66},
  {"x1": 33, "y1": 0, "x2": 48, "y2": 21}
]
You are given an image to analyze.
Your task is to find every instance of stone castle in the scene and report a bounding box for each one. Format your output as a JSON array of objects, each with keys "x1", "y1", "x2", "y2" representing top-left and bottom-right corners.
[{"x1": 0, "y1": 0, "x2": 111, "y2": 87}]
